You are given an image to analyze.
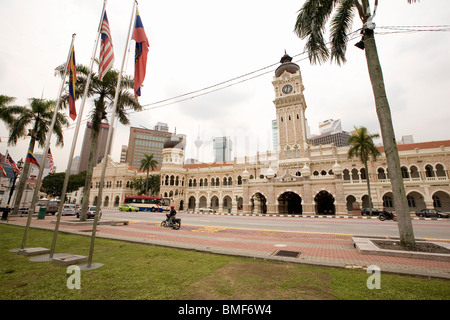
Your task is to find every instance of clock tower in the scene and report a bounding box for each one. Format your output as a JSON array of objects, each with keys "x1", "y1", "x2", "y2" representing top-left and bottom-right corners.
[{"x1": 272, "y1": 53, "x2": 308, "y2": 160}]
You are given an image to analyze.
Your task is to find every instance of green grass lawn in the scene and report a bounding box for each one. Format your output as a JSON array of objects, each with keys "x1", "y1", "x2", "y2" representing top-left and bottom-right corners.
[{"x1": 1, "y1": 224, "x2": 449, "y2": 300}]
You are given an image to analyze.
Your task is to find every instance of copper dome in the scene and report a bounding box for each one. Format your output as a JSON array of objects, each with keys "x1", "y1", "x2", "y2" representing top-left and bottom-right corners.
[{"x1": 275, "y1": 53, "x2": 300, "y2": 77}]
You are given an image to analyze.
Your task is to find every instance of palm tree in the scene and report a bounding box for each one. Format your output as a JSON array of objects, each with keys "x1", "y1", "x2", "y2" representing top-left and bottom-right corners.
[
  {"x1": 140, "y1": 153, "x2": 158, "y2": 196},
  {"x1": 294, "y1": 0, "x2": 417, "y2": 247},
  {"x1": 0, "y1": 95, "x2": 23, "y2": 126},
  {"x1": 2, "y1": 98, "x2": 69, "y2": 215},
  {"x1": 347, "y1": 126, "x2": 380, "y2": 215},
  {"x1": 56, "y1": 63, "x2": 142, "y2": 220}
]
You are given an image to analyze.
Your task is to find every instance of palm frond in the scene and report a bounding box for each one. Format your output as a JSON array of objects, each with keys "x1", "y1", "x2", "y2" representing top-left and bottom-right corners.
[
  {"x1": 294, "y1": 0, "x2": 336, "y2": 65},
  {"x1": 330, "y1": 0, "x2": 356, "y2": 65}
]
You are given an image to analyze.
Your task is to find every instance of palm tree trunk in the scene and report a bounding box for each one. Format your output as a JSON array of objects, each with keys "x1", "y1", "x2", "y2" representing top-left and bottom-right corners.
[
  {"x1": 80, "y1": 128, "x2": 100, "y2": 221},
  {"x1": 146, "y1": 170, "x2": 149, "y2": 196},
  {"x1": 363, "y1": 159, "x2": 373, "y2": 215},
  {"x1": 364, "y1": 30, "x2": 415, "y2": 246}
]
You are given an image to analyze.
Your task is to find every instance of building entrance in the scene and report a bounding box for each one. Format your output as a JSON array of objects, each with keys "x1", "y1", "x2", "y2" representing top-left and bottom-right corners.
[{"x1": 278, "y1": 192, "x2": 303, "y2": 214}]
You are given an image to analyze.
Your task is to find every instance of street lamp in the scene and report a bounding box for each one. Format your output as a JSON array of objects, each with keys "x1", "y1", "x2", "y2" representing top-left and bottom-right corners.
[{"x1": 1, "y1": 158, "x2": 24, "y2": 220}]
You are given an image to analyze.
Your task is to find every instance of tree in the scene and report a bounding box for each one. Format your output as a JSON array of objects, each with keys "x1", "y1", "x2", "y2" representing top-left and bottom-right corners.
[
  {"x1": 42, "y1": 171, "x2": 86, "y2": 199},
  {"x1": 2, "y1": 98, "x2": 69, "y2": 215},
  {"x1": 139, "y1": 153, "x2": 158, "y2": 196},
  {"x1": 0, "y1": 95, "x2": 23, "y2": 126},
  {"x1": 347, "y1": 126, "x2": 380, "y2": 214},
  {"x1": 56, "y1": 63, "x2": 142, "y2": 220},
  {"x1": 294, "y1": 0, "x2": 417, "y2": 246}
]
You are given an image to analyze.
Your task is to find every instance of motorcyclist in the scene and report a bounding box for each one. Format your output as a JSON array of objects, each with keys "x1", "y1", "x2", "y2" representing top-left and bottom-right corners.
[{"x1": 166, "y1": 206, "x2": 177, "y2": 226}]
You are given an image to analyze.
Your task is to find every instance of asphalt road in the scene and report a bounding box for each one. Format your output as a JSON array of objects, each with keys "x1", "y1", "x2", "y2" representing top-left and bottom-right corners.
[{"x1": 102, "y1": 209, "x2": 450, "y2": 241}]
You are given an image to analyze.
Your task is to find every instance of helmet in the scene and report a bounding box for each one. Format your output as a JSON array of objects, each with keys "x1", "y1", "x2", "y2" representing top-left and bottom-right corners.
[{"x1": 171, "y1": 206, "x2": 174, "y2": 209}]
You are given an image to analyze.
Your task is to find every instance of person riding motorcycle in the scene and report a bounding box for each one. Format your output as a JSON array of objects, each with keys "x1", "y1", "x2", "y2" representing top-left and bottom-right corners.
[{"x1": 166, "y1": 206, "x2": 177, "y2": 226}]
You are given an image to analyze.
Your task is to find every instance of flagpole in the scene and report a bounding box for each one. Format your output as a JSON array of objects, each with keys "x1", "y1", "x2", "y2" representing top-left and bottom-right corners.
[
  {"x1": 20, "y1": 34, "x2": 77, "y2": 250},
  {"x1": 49, "y1": 1, "x2": 108, "y2": 259},
  {"x1": 86, "y1": 0, "x2": 137, "y2": 268}
]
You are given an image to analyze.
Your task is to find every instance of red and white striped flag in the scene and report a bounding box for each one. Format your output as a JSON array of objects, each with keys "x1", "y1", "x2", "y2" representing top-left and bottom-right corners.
[
  {"x1": 98, "y1": 11, "x2": 114, "y2": 81},
  {"x1": 47, "y1": 148, "x2": 55, "y2": 173}
]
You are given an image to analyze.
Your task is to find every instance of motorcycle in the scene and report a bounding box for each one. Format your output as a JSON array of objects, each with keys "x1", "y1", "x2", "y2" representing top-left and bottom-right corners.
[
  {"x1": 378, "y1": 210, "x2": 397, "y2": 221},
  {"x1": 161, "y1": 217, "x2": 181, "y2": 230}
]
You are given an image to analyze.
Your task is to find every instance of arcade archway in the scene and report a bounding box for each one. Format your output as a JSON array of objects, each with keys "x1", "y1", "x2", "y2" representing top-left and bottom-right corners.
[
  {"x1": 251, "y1": 193, "x2": 267, "y2": 214},
  {"x1": 278, "y1": 192, "x2": 303, "y2": 214},
  {"x1": 314, "y1": 191, "x2": 335, "y2": 215}
]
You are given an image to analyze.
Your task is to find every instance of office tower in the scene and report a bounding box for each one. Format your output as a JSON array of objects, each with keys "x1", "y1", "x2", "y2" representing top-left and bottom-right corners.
[{"x1": 213, "y1": 137, "x2": 232, "y2": 162}]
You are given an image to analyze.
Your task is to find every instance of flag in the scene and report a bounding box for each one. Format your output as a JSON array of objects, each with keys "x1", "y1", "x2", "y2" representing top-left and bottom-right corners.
[
  {"x1": 132, "y1": 10, "x2": 149, "y2": 101},
  {"x1": 26, "y1": 152, "x2": 40, "y2": 168},
  {"x1": 47, "y1": 148, "x2": 55, "y2": 173},
  {"x1": 0, "y1": 164, "x2": 6, "y2": 176},
  {"x1": 68, "y1": 46, "x2": 77, "y2": 120},
  {"x1": 6, "y1": 153, "x2": 21, "y2": 175},
  {"x1": 98, "y1": 11, "x2": 115, "y2": 81}
]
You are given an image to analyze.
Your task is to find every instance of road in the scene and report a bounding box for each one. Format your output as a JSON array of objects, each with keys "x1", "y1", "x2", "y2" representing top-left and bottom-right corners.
[{"x1": 102, "y1": 209, "x2": 450, "y2": 241}]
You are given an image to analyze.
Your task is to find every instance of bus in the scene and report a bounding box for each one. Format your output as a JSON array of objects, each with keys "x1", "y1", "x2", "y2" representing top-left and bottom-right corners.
[{"x1": 123, "y1": 196, "x2": 170, "y2": 212}]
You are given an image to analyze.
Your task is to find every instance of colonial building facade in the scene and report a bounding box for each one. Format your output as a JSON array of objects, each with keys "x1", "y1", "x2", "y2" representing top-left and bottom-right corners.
[{"x1": 89, "y1": 54, "x2": 450, "y2": 215}]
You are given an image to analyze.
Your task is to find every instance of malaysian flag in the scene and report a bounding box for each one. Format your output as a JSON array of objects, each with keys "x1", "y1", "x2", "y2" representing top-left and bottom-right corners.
[
  {"x1": 47, "y1": 148, "x2": 55, "y2": 173},
  {"x1": 98, "y1": 11, "x2": 114, "y2": 81},
  {"x1": 5, "y1": 153, "x2": 21, "y2": 175}
]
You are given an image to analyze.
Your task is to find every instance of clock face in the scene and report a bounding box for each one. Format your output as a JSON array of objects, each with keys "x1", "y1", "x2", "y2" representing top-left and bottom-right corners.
[{"x1": 282, "y1": 84, "x2": 293, "y2": 94}]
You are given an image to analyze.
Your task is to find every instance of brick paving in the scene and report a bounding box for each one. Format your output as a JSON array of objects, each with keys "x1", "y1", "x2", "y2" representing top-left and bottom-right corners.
[{"x1": 2, "y1": 215, "x2": 450, "y2": 279}]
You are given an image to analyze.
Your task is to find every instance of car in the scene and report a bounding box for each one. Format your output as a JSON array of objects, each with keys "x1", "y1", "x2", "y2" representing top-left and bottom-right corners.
[
  {"x1": 76, "y1": 206, "x2": 102, "y2": 219},
  {"x1": 415, "y1": 209, "x2": 449, "y2": 218},
  {"x1": 199, "y1": 208, "x2": 216, "y2": 213},
  {"x1": 61, "y1": 204, "x2": 77, "y2": 216},
  {"x1": 361, "y1": 208, "x2": 382, "y2": 216},
  {"x1": 118, "y1": 204, "x2": 139, "y2": 212}
]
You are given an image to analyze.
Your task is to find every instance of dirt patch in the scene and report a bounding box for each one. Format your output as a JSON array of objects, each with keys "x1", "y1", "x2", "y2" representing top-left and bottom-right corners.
[
  {"x1": 180, "y1": 261, "x2": 335, "y2": 300},
  {"x1": 372, "y1": 240, "x2": 450, "y2": 254}
]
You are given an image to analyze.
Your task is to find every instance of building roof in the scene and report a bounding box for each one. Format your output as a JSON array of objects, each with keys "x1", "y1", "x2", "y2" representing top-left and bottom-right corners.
[
  {"x1": 377, "y1": 140, "x2": 450, "y2": 152},
  {"x1": 183, "y1": 161, "x2": 234, "y2": 170}
]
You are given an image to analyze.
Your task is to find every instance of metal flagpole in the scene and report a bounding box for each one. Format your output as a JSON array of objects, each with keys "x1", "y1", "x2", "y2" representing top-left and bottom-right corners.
[
  {"x1": 85, "y1": 0, "x2": 137, "y2": 268},
  {"x1": 49, "y1": 1, "x2": 108, "y2": 259},
  {"x1": 20, "y1": 33, "x2": 77, "y2": 250}
]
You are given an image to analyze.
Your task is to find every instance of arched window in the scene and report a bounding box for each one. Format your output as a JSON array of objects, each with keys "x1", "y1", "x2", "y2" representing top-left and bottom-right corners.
[
  {"x1": 401, "y1": 166, "x2": 409, "y2": 179},
  {"x1": 425, "y1": 165, "x2": 435, "y2": 177},
  {"x1": 377, "y1": 168, "x2": 386, "y2": 180}
]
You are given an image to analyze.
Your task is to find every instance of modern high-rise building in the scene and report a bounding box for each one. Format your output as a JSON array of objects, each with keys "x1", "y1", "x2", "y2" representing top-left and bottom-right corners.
[
  {"x1": 213, "y1": 137, "x2": 232, "y2": 162},
  {"x1": 318, "y1": 119, "x2": 342, "y2": 135},
  {"x1": 125, "y1": 126, "x2": 185, "y2": 169},
  {"x1": 78, "y1": 122, "x2": 112, "y2": 173},
  {"x1": 271, "y1": 119, "x2": 279, "y2": 152}
]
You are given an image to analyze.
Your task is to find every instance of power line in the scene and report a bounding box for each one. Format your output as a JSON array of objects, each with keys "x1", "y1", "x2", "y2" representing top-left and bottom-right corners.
[{"x1": 63, "y1": 25, "x2": 447, "y2": 130}]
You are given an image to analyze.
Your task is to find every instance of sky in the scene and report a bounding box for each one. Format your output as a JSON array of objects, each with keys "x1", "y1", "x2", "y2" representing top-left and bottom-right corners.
[{"x1": 1, "y1": 0, "x2": 450, "y2": 172}]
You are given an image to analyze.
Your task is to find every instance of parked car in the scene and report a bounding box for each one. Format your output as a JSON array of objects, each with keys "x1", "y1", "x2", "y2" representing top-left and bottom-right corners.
[
  {"x1": 76, "y1": 206, "x2": 102, "y2": 219},
  {"x1": 199, "y1": 208, "x2": 216, "y2": 213},
  {"x1": 62, "y1": 204, "x2": 77, "y2": 216},
  {"x1": 118, "y1": 204, "x2": 139, "y2": 212},
  {"x1": 361, "y1": 208, "x2": 382, "y2": 216},
  {"x1": 415, "y1": 209, "x2": 449, "y2": 218}
]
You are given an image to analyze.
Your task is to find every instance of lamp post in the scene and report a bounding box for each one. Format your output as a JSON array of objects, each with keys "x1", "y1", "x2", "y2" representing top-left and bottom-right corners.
[{"x1": 1, "y1": 158, "x2": 24, "y2": 220}]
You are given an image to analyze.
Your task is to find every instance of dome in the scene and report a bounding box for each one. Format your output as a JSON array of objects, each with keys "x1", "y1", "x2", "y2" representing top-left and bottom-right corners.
[
  {"x1": 164, "y1": 134, "x2": 184, "y2": 149},
  {"x1": 275, "y1": 53, "x2": 300, "y2": 77}
]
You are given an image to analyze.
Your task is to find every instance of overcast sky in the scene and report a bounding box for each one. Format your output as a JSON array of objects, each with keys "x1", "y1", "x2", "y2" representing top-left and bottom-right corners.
[{"x1": 1, "y1": 0, "x2": 449, "y2": 171}]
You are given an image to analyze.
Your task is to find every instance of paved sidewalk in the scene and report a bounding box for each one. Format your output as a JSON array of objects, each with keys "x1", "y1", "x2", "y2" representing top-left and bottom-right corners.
[{"x1": 2, "y1": 215, "x2": 450, "y2": 279}]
